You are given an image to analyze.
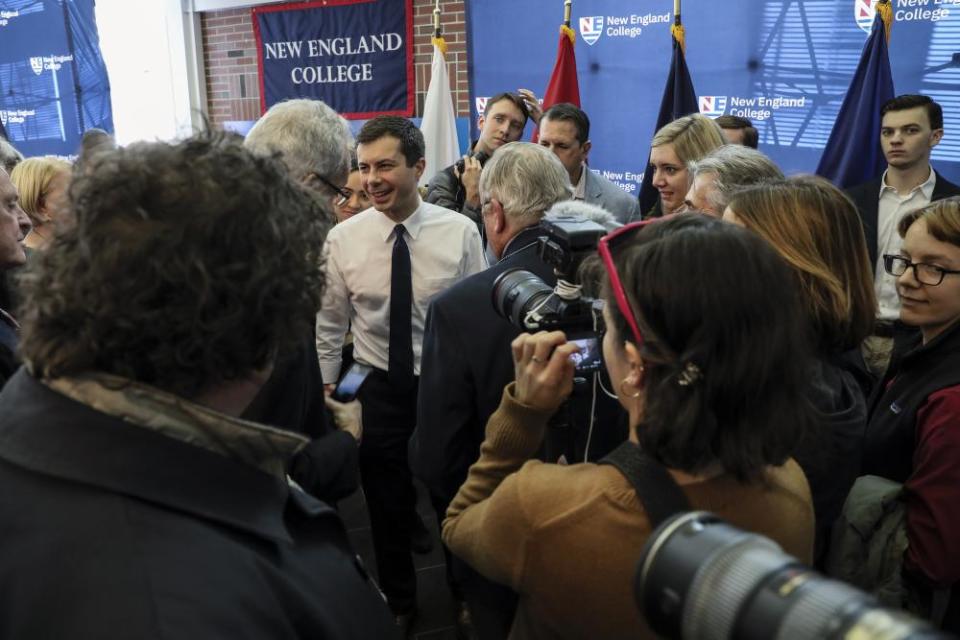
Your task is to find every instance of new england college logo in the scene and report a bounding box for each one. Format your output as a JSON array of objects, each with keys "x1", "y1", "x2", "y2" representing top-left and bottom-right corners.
[
  {"x1": 475, "y1": 96, "x2": 488, "y2": 117},
  {"x1": 855, "y1": 0, "x2": 878, "y2": 33},
  {"x1": 579, "y1": 16, "x2": 603, "y2": 46},
  {"x1": 30, "y1": 57, "x2": 44, "y2": 75},
  {"x1": 698, "y1": 96, "x2": 728, "y2": 118}
]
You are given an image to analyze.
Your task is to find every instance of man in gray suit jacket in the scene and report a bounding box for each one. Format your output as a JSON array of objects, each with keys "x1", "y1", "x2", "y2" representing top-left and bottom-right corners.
[{"x1": 539, "y1": 103, "x2": 641, "y2": 223}]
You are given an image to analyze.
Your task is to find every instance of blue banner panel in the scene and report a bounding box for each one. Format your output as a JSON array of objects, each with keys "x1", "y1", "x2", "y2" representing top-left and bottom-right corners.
[
  {"x1": 467, "y1": 0, "x2": 960, "y2": 193},
  {"x1": 0, "y1": 0, "x2": 114, "y2": 158},
  {"x1": 253, "y1": 0, "x2": 414, "y2": 119}
]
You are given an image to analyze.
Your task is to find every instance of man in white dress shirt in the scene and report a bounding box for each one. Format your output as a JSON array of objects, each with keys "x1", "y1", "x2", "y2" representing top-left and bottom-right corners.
[{"x1": 316, "y1": 116, "x2": 484, "y2": 630}]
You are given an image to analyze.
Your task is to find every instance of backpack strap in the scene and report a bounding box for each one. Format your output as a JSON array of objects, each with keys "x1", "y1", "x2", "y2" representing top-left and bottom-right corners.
[{"x1": 600, "y1": 441, "x2": 691, "y2": 527}]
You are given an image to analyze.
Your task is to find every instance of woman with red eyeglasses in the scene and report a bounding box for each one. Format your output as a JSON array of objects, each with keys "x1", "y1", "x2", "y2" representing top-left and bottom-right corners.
[{"x1": 441, "y1": 214, "x2": 815, "y2": 639}]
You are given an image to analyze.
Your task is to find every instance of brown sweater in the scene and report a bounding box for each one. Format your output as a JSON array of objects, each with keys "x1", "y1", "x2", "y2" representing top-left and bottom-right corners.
[{"x1": 442, "y1": 384, "x2": 815, "y2": 640}]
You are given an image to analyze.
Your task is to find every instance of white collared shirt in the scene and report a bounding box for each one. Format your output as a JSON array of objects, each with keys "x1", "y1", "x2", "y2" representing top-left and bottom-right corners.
[
  {"x1": 875, "y1": 167, "x2": 936, "y2": 321},
  {"x1": 316, "y1": 199, "x2": 485, "y2": 382},
  {"x1": 573, "y1": 163, "x2": 587, "y2": 201}
]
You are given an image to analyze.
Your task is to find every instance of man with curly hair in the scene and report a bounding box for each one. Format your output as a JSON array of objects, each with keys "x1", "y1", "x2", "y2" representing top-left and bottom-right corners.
[{"x1": 0, "y1": 133, "x2": 399, "y2": 639}]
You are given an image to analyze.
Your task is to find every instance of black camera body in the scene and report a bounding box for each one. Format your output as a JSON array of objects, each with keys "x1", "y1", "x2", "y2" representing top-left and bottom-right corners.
[
  {"x1": 455, "y1": 149, "x2": 490, "y2": 176},
  {"x1": 492, "y1": 216, "x2": 607, "y2": 372},
  {"x1": 492, "y1": 215, "x2": 606, "y2": 333}
]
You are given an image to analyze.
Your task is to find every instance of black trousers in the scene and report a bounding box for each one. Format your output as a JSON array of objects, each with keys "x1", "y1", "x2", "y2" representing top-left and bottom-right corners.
[{"x1": 358, "y1": 369, "x2": 419, "y2": 614}]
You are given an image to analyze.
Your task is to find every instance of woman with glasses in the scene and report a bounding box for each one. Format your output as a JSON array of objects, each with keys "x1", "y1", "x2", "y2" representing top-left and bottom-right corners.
[
  {"x1": 331, "y1": 154, "x2": 371, "y2": 223},
  {"x1": 863, "y1": 198, "x2": 960, "y2": 629},
  {"x1": 722, "y1": 176, "x2": 877, "y2": 564},
  {"x1": 441, "y1": 214, "x2": 815, "y2": 639}
]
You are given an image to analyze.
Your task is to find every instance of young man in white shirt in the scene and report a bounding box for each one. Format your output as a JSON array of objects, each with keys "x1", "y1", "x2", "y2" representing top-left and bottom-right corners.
[
  {"x1": 847, "y1": 95, "x2": 960, "y2": 378},
  {"x1": 316, "y1": 116, "x2": 484, "y2": 632}
]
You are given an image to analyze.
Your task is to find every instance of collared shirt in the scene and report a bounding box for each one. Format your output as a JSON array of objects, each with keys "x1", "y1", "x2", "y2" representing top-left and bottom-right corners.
[
  {"x1": 573, "y1": 163, "x2": 588, "y2": 201},
  {"x1": 316, "y1": 198, "x2": 485, "y2": 382},
  {"x1": 875, "y1": 167, "x2": 936, "y2": 322}
]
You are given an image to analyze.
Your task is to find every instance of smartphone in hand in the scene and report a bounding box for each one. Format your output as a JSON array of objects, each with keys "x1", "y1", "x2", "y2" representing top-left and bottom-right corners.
[{"x1": 331, "y1": 363, "x2": 374, "y2": 402}]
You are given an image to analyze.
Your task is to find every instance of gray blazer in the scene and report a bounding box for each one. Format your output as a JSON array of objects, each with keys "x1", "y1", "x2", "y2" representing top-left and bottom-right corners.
[{"x1": 584, "y1": 169, "x2": 641, "y2": 223}]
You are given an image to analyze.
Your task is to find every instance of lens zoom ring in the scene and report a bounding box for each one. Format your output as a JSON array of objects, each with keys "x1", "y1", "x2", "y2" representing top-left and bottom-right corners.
[
  {"x1": 682, "y1": 539, "x2": 784, "y2": 640},
  {"x1": 774, "y1": 579, "x2": 863, "y2": 640}
]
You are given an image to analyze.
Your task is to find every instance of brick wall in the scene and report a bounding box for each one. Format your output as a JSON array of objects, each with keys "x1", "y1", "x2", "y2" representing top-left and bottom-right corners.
[{"x1": 200, "y1": 1, "x2": 470, "y2": 128}]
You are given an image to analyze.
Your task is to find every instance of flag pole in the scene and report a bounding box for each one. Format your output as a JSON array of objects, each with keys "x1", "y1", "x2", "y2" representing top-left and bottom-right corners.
[
  {"x1": 433, "y1": 0, "x2": 441, "y2": 38},
  {"x1": 672, "y1": 0, "x2": 686, "y2": 54},
  {"x1": 564, "y1": 0, "x2": 572, "y2": 28}
]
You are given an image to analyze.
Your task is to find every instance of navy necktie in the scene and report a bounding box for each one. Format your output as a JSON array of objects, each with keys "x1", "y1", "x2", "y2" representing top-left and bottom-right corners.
[{"x1": 388, "y1": 224, "x2": 414, "y2": 389}]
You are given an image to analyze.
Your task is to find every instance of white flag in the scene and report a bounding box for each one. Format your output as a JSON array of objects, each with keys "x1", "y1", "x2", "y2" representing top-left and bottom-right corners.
[{"x1": 419, "y1": 37, "x2": 460, "y2": 187}]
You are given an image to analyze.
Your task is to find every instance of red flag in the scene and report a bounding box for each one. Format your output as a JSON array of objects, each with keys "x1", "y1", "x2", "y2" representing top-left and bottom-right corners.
[
  {"x1": 534, "y1": 25, "x2": 580, "y2": 141},
  {"x1": 542, "y1": 25, "x2": 580, "y2": 109}
]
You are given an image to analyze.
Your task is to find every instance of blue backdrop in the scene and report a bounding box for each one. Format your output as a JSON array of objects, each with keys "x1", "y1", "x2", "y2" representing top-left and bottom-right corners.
[
  {"x1": 468, "y1": 0, "x2": 960, "y2": 193},
  {"x1": 0, "y1": 0, "x2": 113, "y2": 157}
]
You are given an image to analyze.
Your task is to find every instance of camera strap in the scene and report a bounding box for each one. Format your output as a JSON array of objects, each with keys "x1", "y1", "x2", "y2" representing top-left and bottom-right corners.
[{"x1": 600, "y1": 441, "x2": 691, "y2": 528}]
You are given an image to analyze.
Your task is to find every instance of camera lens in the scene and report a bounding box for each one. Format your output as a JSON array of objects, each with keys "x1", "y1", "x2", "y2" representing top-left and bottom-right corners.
[
  {"x1": 636, "y1": 512, "x2": 948, "y2": 640},
  {"x1": 492, "y1": 269, "x2": 556, "y2": 330}
]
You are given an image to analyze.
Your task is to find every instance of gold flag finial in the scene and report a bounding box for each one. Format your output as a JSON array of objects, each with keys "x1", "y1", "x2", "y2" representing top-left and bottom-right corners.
[
  {"x1": 563, "y1": 0, "x2": 572, "y2": 28},
  {"x1": 876, "y1": 0, "x2": 893, "y2": 45}
]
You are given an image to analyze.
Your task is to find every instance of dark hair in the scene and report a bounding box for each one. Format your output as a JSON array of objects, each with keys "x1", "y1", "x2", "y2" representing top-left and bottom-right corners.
[
  {"x1": 881, "y1": 94, "x2": 943, "y2": 131},
  {"x1": 715, "y1": 115, "x2": 759, "y2": 148},
  {"x1": 484, "y1": 92, "x2": 530, "y2": 124},
  {"x1": 348, "y1": 150, "x2": 359, "y2": 173},
  {"x1": 356, "y1": 115, "x2": 425, "y2": 167},
  {"x1": 542, "y1": 103, "x2": 590, "y2": 144},
  {"x1": 18, "y1": 132, "x2": 330, "y2": 398},
  {"x1": 605, "y1": 214, "x2": 812, "y2": 482}
]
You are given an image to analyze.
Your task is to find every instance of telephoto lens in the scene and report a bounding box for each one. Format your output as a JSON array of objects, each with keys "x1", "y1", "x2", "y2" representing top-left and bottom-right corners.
[
  {"x1": 491, "y1": 268, "x2": 558, "y2": 330},
  {"x1": 635, "y1": 512, "x2": 951, "y2": 640}
]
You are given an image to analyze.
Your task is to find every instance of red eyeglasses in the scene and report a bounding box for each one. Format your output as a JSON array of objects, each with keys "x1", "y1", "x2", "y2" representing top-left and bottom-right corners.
[{"x1": 597, "y1": 216, "x2": 673, "y2": 349}]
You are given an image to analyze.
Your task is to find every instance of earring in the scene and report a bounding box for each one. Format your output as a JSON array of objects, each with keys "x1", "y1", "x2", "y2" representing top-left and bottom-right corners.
[{"x1": 619, "y1": 378, "x2": 641, "y2": 399}]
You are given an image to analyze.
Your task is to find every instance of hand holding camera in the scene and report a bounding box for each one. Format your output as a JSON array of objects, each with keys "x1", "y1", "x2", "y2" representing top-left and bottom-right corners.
[{"x1": 510, "y1": 331, "x2": 579, "y2": 412}]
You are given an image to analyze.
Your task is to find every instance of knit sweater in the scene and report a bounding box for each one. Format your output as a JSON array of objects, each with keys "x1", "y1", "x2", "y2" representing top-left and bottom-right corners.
[{"x1": 442, "y1": 384, "x2": 815, "y2": 640}]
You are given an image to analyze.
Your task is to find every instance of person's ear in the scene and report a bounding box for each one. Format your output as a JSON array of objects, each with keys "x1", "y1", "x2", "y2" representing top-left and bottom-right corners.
[
  {"x1": 930, "y1": 128, "x2": 944, "y2": 148},
  {"x1": 488, "y1": 198, "x2": 507, "y2": 234},
  {"x1": 414, "y1": 157, "x2": 426, "y2": 181},
  {"x1": 623, "y1": 341, "x2": 646, "y2": 389},
  {"x1": 582, "y1": 140, "x2": 592, "y2": 159}
]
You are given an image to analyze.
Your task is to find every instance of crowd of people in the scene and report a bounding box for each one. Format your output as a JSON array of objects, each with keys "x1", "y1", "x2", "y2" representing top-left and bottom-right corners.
[{"x1": 0, "y1": 90, "x2": 957, "y2": 639}]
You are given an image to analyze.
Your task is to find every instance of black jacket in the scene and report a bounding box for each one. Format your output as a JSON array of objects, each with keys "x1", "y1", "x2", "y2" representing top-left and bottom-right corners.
[
  {"x1": 0, "y1": 371, "x2": 398, "y2": 640},
  {"x1": 411, "y1": 225, "x2": 555, "y2": 505},
  {"x1": 242, "y1": 339, "x2": 359, "y2": 504},
  {"x1": 794, "y1": 354, "x2": 868, "y2": 566},
  {"x1": 846, "y1": 171, "x2": 960, "y2": 269}
]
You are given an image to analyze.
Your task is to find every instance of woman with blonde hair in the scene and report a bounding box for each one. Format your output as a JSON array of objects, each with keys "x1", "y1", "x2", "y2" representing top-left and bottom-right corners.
[
  {"x1": 724, "y1": 175, "x2": 877, "y2": 563},
  {"x1": 10, "y1": 156, "x2": 72, "y2": 249},
  {"x1": 646, "y1": 113, "x2": 725, "y2": 217}
]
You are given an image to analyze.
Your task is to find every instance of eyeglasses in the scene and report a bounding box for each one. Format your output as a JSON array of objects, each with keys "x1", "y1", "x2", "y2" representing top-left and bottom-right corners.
[
  {"x1": 883, "y1": 254, "x2": 960, "y2": 286},
  {"x1": 597, "y1": 218, "x2": 664, "y2": 348},
  {"x1": 312, "y1": 173, "x2": 352, "y2": 207}
]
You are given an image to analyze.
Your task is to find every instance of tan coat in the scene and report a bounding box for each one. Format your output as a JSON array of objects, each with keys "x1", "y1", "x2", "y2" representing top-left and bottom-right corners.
[{"x1": 443, "y1": 384, "x2": 815, "y2": 640}]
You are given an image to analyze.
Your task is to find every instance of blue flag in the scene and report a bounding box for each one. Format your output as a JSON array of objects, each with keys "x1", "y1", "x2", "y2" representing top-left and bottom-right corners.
[
  {"x1": 816, "y1": 3, "x2": 895, "y2": 188},
  {"x1": 638, "y1": 26, "x2": 700, "y2": 217}
]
